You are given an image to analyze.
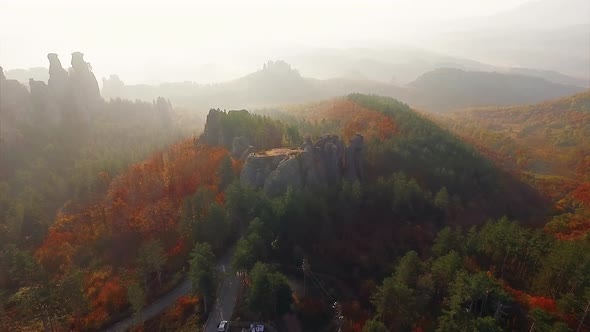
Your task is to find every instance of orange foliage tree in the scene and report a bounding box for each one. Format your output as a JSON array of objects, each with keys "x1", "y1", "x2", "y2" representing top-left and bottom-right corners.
[
  {"x1": 289, "y1": 98, "x2": 398, "y2": 141},
  {"x1": 36, "y1": 139, "x2": 229, "y2": 329}
]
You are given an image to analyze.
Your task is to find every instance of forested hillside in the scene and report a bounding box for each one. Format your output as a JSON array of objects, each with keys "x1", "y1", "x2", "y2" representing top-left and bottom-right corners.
[
  {"x1": 3, "y1": 1, "x2": 589, "y2": 331},
  {"x1": 437, "y1": 91, "x2": 590, "y2": 239},
  {"x1": 0, "y1": 103, "x2": 300, "y2": 330},
  {"x1": 407, "y1": 68, "x2": 585, "y2": 112},
  {"x1": 271, "y1": 94, "x2": 548, "y2": 224},
  {"x1": 0, "y1": 61, "x2": 205, "y2": 330},
  {"x1": 235, "y1": 95, "x2": 579, "y2": 331},
  {"x1": 2, "y1": 90, "x2": 587, "y2": 331}
]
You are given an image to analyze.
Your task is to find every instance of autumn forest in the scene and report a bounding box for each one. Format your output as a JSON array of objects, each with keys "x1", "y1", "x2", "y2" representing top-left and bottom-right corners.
[{"x1": 1, "y1": 1, "x2": 590, "y2": 331}]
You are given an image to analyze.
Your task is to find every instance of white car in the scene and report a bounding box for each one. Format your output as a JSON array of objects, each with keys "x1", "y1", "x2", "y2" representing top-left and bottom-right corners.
[
  {"x1": 249, "y1": 323, "x2": 264, "y2": 332},
  {"x1": 217, "y1": 320, "x2": 228, "y2": 332}
]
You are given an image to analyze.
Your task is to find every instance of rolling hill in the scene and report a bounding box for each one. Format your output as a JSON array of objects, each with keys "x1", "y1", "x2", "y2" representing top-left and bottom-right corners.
[
  {"x1": 102, "y1": 62, "x2": 585, "y2": 113},
  {"x1": 284, "y1": 46, "x2": 500, "y2": 84},
  {"x1": 436, "y1": 91, "x2": 590, "y2": 239},
  {"x1": 406, "y1": 68, "x2": 585, "y2": 112},
  {"x1": 4, "y1": 92, "x2": 575, "y2": 331}
]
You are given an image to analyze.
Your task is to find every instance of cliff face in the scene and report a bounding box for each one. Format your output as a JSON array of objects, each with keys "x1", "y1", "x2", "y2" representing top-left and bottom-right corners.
[
  {"x1": 200, "y1": 108, "x2": 225, "y2": 146},
  {"x1": 240, "y1": 134, "x2": 364, "y2": 196},
  {"x1": 199, "y1": 108, "x2": 284, "y2": 153},
  {"x1": 69, "y1": 52, "x2": 102, "y2": 110},
  {"x1": 47, "y1": 53, "x2": 69, "y2": 100},
  {"x1": 2, "y1": 52, "x2": 108, "y2": 131},
  {"x1": 0, "y1": 66, "x2": 28, "y2": 149},
  {"x1": 199, "y1": 108, "x2": 365, "y2": 196}
]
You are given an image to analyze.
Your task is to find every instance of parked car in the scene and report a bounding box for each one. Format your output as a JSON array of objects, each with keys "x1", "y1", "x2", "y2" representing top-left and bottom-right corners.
[
  {"x1": 249, "y1": 323, "x2": 264, "y2": 332},
  {"x1": 217, "y1": 320, "x2": 228, "y2": 332}
]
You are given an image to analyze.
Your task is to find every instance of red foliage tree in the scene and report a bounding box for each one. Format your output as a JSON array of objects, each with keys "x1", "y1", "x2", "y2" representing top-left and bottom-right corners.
[{"x1": 36, "y1": 139, "x2": 230, "y2": 329}]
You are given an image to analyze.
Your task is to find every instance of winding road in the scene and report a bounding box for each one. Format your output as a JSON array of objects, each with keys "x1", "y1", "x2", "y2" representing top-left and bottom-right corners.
[
  {"x1": 203, "y1": 249, "x2": 239, "y2": 332},
  {"x1": 101, "y1": 247, "x2": 237, "y2": 332}
]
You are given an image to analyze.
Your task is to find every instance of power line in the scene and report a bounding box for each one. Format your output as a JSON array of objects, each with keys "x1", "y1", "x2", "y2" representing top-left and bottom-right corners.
[{"x1": 302, "y1": 259, "x2": 344, "y2": 332}]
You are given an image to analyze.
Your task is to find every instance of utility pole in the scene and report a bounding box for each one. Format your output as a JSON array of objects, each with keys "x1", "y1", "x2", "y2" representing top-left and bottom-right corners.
[
  {"x1": 333, "y1": 301, "x2": 344, "y2": 332},
  {"x1": 302, "y1": 259, "x2": 344, "y2": 331},
  {"x1": 577, "y1": 299, "x2": 589, "y2": 332},
  {"x1": 302, "y1": 258, "x2": 310, "y2": 297}
]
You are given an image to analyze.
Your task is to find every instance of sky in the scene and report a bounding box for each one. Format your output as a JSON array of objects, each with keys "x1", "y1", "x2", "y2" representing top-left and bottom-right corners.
[{"x1": 0, "y1": 0, "x2": 558, "y2": 83}]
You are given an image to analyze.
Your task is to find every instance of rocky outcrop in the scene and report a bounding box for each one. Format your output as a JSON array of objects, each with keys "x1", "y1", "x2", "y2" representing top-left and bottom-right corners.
[
  {"x1": 2, "y1": 52, "x2": 106, "y2": 127},
  {"x1": 29, "y1": 78, "x2": 62, "y2": 125},
  {"x1": 301, "y1": 135, "x2": 346, "y2": 186},
  {"x1": 240, "y1": 145, "x2": 257, "y2": 160},
  {"x1": 47, "y1": 53, "x2": 69, "y2": 100},
  {"x1": 1, "y1": 66, "x2": 28, "y2": 150},
  {"x1": 29, "y1": 78, "x2": 50, "y2": 106},
  {"x1": 264, "y1": 151, "x2": 304, "y2": 196},
  {"x1": 199, "y1": 108, "x2": 284, "y2": 153},
  {"x1": 69, "y1": 52, "x2": 101, "y2": 107},
  {"x1": 344, "y1": 134, "x2": 364, "y2": 182},
  {"x1": 200, "y1": 108, "x2": 262, "y2": 150},
  {"x1": 201, "y1": 108, "x2": 225, "y2": 146},
  {"x1": 102, "y1": 74, "x2": 124, "y2": 98},
  {"x1": 240, "y1": 134, "x2": 364, "y2": 196},
  {"x1": 155, "y1": 97, "x2": 172, "y2": 113},
  {"x1": 232, "y1": 136, "x2": 250, "y2": 158},
  {"x1": 0, "y1": 68, "x2": 29, "y2": 107},
  {"x1": 240, "y1": 149, "x2": 303, "y2": 190}
]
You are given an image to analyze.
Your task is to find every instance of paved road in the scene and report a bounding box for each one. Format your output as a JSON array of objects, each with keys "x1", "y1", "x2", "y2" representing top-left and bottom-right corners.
[
  {"x1": 203, "y1": 249, "x2": 239, "y2": 332},
  {"x1": 103, "y1": 278, "x2": 192, "y2": 332},
  {"x1": 101, "y1": 246, "x2": 236, "y2": 332}
]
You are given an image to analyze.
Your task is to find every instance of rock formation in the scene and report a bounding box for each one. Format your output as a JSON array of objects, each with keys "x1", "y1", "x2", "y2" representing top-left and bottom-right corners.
[
  {"x1": 1, "y1": 66, "x2": 29, "y2": 149},
  {"x1": 155, "y1": 97, "x2": 172, "y2": 113},
  {"x1": 231, "y1": 136, "x2": 250, "y2": 158},
  {"x1": 29, "y1": 78, "x2": 50, "y2": 106},
  {"x1": 344, "y1": 134, "x2": 365, "y2": 182},
  {"x1": 199, "y1": 108, "x2": 286, "y2": 154},
  {"x1": 301, "y1": 135, "x2": 346, "y2": 186},
  {"x1": 240, "y1": 134, "x2": 364, "y2": 196},
  {"x1": 0, "y1": 67, "x2": 29, "y2": 106},
  {"x1": 197, "y1": 108, "x2": 365, "y2": 196},
  {"x1": 102, "y1": 74, "x2": 124, "y2": 98},
  {"x1": 200, "y1": 108, "x2": 225, "y2": 146},
  {"x1": 263, "y1": 150, "x2": 305, "y2": 196},
  {"x1": 69, "y1": 52, "x2": 101, "y2": 107},
  {"x1": 2, "y1": 52, "x2": 107, "y2": 128},
  {"x1": 29, "y1": 78, "x2": 61, "y2": 125},
  {"x1": 47, "y1": 53, "x2": 69, "y2": 100},
  {"x1": 240, "y1": 149, "x2": 302, "y2": 190}
]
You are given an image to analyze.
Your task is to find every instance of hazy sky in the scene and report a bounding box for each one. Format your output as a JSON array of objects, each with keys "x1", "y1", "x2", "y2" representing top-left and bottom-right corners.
[{"x1": 0, "y1": 0, "x2": 555, "y2": 83}]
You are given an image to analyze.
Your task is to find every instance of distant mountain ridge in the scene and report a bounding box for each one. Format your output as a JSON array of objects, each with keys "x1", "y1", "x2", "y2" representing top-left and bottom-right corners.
[
  {"x1": 100, "y1": 63, "x2": 585, "y2": 112},
  {"x1": 5, "y1": 67, "x2": 48, "y2": 83},
  {"x1": 430, "y1": 0, "x2": 590, "y2": 80},
  {"x1": 406, "y1": 68, "x2": 585, "y2": 112},
  {"x1": 508, "y1": 67, "x2": 589, "y2": 87}
]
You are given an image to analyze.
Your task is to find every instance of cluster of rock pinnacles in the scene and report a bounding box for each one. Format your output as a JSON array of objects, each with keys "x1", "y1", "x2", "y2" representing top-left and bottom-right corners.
[{"x1": 1, "y1": 52, "x2": 102, "y2": 123}]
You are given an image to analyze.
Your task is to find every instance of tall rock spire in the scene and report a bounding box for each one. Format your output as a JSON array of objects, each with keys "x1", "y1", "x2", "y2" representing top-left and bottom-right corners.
[
  {"x1": 69, "y1": 52, "x2": 101, "y2": 106},
  {"x1": 47, "y1": 53, "x2": 69, "y2": 100}
]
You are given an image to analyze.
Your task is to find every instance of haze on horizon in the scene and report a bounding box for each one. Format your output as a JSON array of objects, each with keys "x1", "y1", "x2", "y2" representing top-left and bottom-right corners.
[{"x1": 1, "y1": 0, "x2": 589, "y2": 85}]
